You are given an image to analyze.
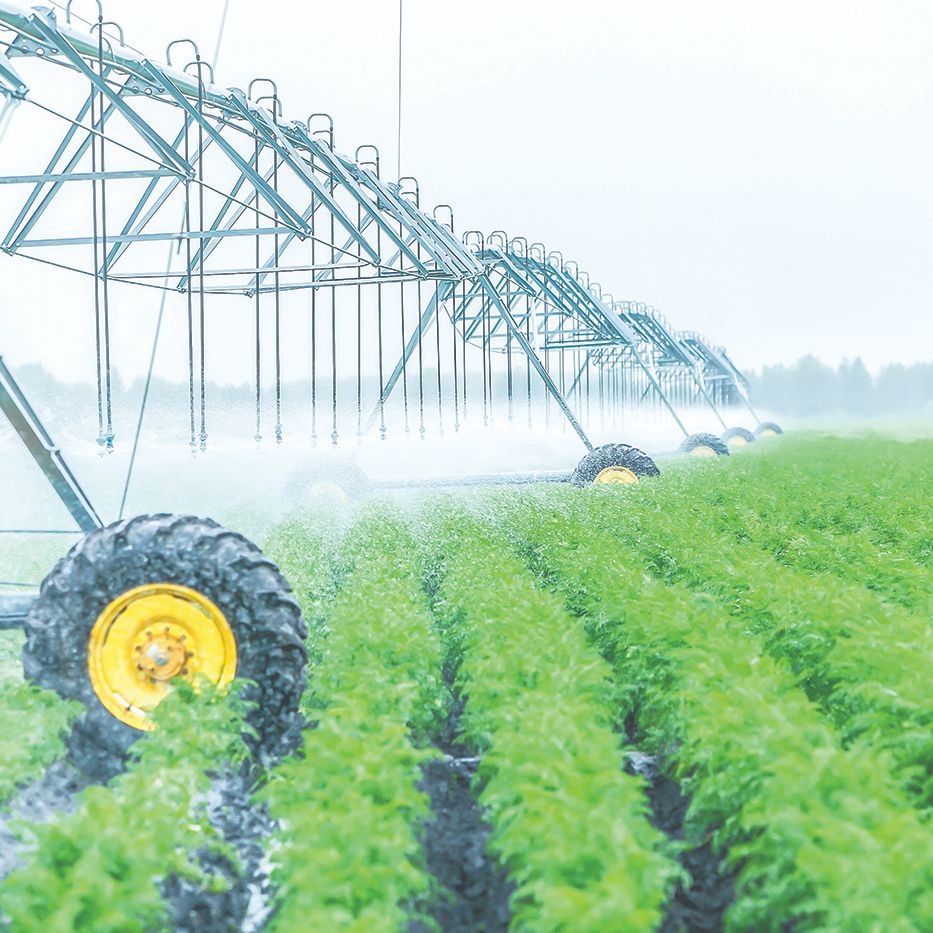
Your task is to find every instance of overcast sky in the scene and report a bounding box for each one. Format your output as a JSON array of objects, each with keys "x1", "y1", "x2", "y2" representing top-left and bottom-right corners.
[{"x1": 1, "y1": 0, "x2": 931, "y2": 379}]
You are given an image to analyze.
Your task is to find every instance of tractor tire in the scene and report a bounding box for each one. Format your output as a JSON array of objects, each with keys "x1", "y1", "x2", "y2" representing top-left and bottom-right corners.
[
  {"x1": 680, "y1": 432, "x2": 730, "y2": 457},
  {"x1": 721, "y1": 426, "x2": 756, "y2": 447},
  {"x1": 23, "y1": 515, "x2": 307, "y2": 780},
  {"x1": 754, "y1": 421, "x2": 784, "y2": 438},
  {"x1": 284, "y1": 459, "x2": 371, "y2": 503},
  {"x1": 571, "y1": 443, "x2": 660, "y2": 486}
]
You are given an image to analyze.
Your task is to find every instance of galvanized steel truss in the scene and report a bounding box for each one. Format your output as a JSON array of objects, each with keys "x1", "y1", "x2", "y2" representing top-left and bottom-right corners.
[{"x1": 0, "y1": 1, "x2": 752, "y2": 454}]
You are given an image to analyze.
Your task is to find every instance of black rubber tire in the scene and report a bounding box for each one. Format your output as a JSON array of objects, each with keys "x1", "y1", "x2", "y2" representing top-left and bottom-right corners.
[
  {"x1": 571, "y1": 443, "x2": 660, "y2": 486},
  {"x1": 721, "y1": 426, "x2": 756, "y2": 445},
  {"x1": 23, "y1": 515, "x2": 307, "y2": 780},
  {"x1": 754, "y1": 421, "x2": 784, "y2": 437},
  {"x1": 284, "y1": 459, "x2": 371, "y2": 502},
  {"x1": 680, "y1": 432, "x2": 730, "y2": 456}
]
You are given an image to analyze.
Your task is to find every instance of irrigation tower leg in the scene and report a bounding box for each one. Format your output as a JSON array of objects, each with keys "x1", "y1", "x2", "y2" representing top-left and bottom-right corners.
[
  {"x1": 480, "y1": 275, "x2": 593, "y2": 451},
  {"x1": 0, "y1": 356, "x2": 102, "y2": 532},
  {"x1": 367, "y1": 280, "x2": 456, "y2": 430}
]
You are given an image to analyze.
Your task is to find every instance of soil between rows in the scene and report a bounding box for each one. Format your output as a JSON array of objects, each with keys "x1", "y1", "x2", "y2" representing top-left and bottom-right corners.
[
  {"x1": 627, "y1": 751, "x2": 735, "y2": 932},
  {"x1": 412, "y1": 692, "x2": 513, "y2": 933}
]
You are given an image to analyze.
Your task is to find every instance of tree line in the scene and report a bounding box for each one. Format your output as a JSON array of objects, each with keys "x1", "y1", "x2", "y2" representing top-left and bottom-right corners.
[{"x1": 747, "y1": 356, "x2": 933, "y2": 417}]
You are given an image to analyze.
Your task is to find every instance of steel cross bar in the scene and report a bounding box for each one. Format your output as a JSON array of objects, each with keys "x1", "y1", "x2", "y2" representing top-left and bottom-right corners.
[
  {"x1": 105, "y1": 118, "x2": 219, "y2": 273},
  {"x1": 551, "y1": 266, "x2": 629, "y2": 338},
  {"x1": 687, "y1": 362, "x2": 728, "y2": 430},
  {"x1": 519, "y1": 258, "x2": 585, "y2": 315},
  {"x1": 357, "y1": 171, "x2": 462, "y2": 274},
  {"x1": 480, "y1": 273, "x2": 593, "y2": 451},
  {"x1": 287, "y1": 125, "x2": 435, "y2": 273},
  {"x1": 180, "y1": 147, "x2": 291, "y2": 291},
  {"x1": 141, "y1": 66, "x2": 309, "y2": 235},
  {"x1": 21, "y1": 227, "x2": 295, "y2": 247},
  {"x1": 680, "y1": 332, "x2": 757, "y2": 423},
  {"x1": 2, "y1": 74, "x2": 121, "y2": 251},
  {"x1": 510, "y1": 257, "x2": 579, "y2": 326},
  {"x1": 225, "y1": 92, "x2": 381, "y2": 264},
  {"x1": 287, "y1": 132, "x2": 477, "y2": 277},
  {"x1": 0, "y1": 49, "x2": 26, "y2": 98},
  {"x1": 28, "y1": 15, "x2": 193, "y2": 177},
  {"x1": 0, "y1": 169, "x2": 172, "y2": 184},
  {"x1": 249, "y1": 210, "x2": 431, "y2": 295},
  {"x1": 596, "y1": 300, "x2": 689, "y2": 436},
  {"x1": 365, "y1": 279, "x2": 457, "y2": 429}
]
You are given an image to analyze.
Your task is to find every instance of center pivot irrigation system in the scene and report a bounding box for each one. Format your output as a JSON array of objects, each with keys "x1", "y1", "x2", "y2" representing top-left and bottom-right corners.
[{"x1": 0, "y1": 2, "x2": 781, "y2": 767}]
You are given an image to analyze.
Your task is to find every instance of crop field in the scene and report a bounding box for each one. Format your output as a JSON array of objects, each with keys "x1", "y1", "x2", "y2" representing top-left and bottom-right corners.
[{"x1": 0, "y1": 434, "x2": 931, "y2": 932}]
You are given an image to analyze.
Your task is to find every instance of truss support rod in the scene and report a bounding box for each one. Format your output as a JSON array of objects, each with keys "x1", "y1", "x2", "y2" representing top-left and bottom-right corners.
[
  {"x1": 690, "y1": 367, "x2": 728, "y2": 430},
  {"x1": 143, "y1": 67, "x2": 307, "y2": 233},
  {"x1": 600, "y1": 305, "x2": 689, "y2": 437},
  {"x1": 0, "y1": 356, "x2": 102, "y2": 532},
  {"x1": 480, "y1": 275, "x2": 593, "y2": 451},
  {"x1": 567, "y1": 351, "x2": 590, "y2": 396},
  {"x1": 29, "y1": 17, "x2": 192, "y2": 177},
  {"x1": 366, "y1": 279, "x2": 456, "y2": 429},
  {"x1": 3, "y1": 77, "x2": 119, "y2": 251}
]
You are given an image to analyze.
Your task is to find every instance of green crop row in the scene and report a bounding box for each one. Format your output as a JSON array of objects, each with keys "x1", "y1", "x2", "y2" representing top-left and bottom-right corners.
[
  {"x1": 487, "y1": 486, "x2": 933, "y2": 931},
  {"x1": 0, "y1": 683, "x2": 249, "y2": 933},
  {"x1": 596, "y1": 470, "x2": 933, "y2": 806},
  {"x1": 667, "y1": 443, "x2": 932, "y2": 612},
  {"x1": 421, "y1": 504, "x2": 678, "y2": 932},
  {"x1": 705, "y1": 437, "x2": 932, "y2": 566},
  {"x1": 261, "y1": 508, "x2": 445, "y2": 932}
]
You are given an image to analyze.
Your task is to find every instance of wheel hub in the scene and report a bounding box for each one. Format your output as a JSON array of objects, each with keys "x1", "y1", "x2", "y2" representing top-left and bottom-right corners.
[
  {"x1": 594, "y1": 465, "x2": 639, "y2": 484},
  {"x1": 689, "y1": 445, "x2": 717, "y2": 457},
  {"x1": 726, "y1": 435, "x2": 748, "y2": 447},
  {"x1": 136, "y1": 628, "x2": 189, "y2": 681},
  {"x1": 88, "y1": 583, "x2": 237, "y2": 731}
]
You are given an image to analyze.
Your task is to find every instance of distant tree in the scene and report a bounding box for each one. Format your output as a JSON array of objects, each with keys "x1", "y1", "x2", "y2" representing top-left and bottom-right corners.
[
  {"x1": 837, "y1": 358, "x2": 873, "y2": 415},
  {"x1": 746, "y1": 356, "x2": 932, "y2": 416}
]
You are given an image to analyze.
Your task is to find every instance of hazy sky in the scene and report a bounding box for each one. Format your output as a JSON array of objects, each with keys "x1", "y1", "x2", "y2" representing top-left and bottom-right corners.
[{"x1": 1, "y1": 0, "x2": 931, "y2": 379}]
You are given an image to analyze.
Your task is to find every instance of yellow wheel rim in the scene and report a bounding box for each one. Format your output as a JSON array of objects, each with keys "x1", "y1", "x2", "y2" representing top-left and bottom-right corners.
[
  {"x1": 726, "y1": 435, "x2": 748, "y2": 447},
  {"x1": 688, "y1": 445, "x2": 718, "y2": 457},
  {"x1": 594, "y1": 465, "x2": 639, "y2": 485},
  {"x1": 758, "y1": 428, "x2": 778, "y2": 437},
  {"x1": 88, "y1": 583, "x2": 237, "y2": 731}
]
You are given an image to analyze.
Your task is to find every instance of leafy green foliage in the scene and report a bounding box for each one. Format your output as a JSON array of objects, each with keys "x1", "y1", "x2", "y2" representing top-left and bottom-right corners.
[
  {"x1": 422, "y1": 506, "x2": 678, "y2": 932},
  {"x1": 0, "y1": 682, "x2": 80, "y2": 806},
  {"x1": 2, "y1": 435, "x2": 930, "y2": 931},
  {"x1": 0, "y1": 683, "x2": 249, "y2": 933},
  {"x1": 262, "y1": 507, "x2": 445, "y2": 932},
  {"x1": 489, "y1": 484, "x2": 933, "y2": 931},
  {"x1": 663, "y1": 437, "x2": 932, "y2": 609},
  {"x1": 589, "y1": 458, "x2": 933, "y2": 806}
]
